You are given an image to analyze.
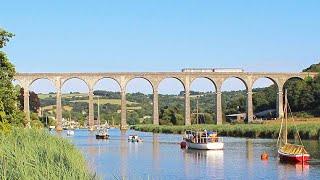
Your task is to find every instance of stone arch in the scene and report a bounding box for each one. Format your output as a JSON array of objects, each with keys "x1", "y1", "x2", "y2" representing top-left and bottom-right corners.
[
  {"x1": 28, "y1": 78, "x2": 57, "y2": 122},
  {"x1": 12, "y1": 79, "x2": 22, "y2": 89},
  {"x1": 251, "y1": 77, "x2": 278, "y2": 119},
  {"x1": 92, "y1": 77, "x2": 122, "y2": 127},
  {"x1": 93, "y1": 77, "x2": 121, "y2": 91},
  {"x1": 60, "y1": 77, "x2": 90, "y2": 128},
  {"x1": 252, "y1": 76, "x2": 279, "y2": 90},
  {"x1": 283, "y1": 76, "x2": 307, "y2": 113},
  {"x1": 189, "y1": 77, "x2": 217, "y2": 124},
  {"x1": 125, "y1": 76, "x2": 155, "y2": 93},
  {"x1": 61, "y1": 77, "x2": 89, "y2": 91},
  {"x1": 29, "y1": 78, "x2": 57, "y2": 91},
  {"x1": 125, "y1": 77, "x2": 154, "y2": 125},
  {"x1": 221, "y1": 76, "x2": 248, "y2": 123},
  {"x1": 222, "y1": 76, "x2": 248, "y2": 90},
  {"x1": 283, "y1": 76, "x2": 304, "y2": 87},
  {"x1": 158, "y1": 77, "x2": 186, "y2": 125},
  {"x1": 190, "y1": 77, "x2": 217, "y2": 91},
  {"x1": 158, "y1": 76, "x2": 186, "y2": 92}
]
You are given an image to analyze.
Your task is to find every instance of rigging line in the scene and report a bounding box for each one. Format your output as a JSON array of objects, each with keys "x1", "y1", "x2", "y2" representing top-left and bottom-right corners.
[
  {"x1": 277, "y1": 116, "x2": 284, "y2": 147},
  {"x1": 287, "y1": 101, "x2": 304, "y2": 146}
]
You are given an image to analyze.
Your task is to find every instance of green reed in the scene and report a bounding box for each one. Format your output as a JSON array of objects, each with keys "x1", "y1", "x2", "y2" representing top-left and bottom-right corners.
[{"x1": 0, "y1": 128, "x2": 96, "y2": 180}]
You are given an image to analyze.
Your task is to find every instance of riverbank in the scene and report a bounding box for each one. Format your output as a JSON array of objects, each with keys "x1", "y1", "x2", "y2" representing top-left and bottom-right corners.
[
  {"x1": 133, "y1": 119, "x2": 320, "y2": 140},
  {"x1": 0, "y1": 128, "x2": 96, "y2": 179}
]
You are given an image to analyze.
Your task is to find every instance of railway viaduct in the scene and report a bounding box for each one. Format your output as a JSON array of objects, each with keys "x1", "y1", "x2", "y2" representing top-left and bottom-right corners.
[{"x1": 14, "y1": 71, "x2": 317, "y2": 130}]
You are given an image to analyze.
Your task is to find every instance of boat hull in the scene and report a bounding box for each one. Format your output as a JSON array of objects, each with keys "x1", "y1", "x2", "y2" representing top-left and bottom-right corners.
[
  {"x1": 278, "y1": 150, "x2": 310, "y2": 163},
  {"x1": 96, "y1": 135, "x2": 109, "y2": 139},
  {"x1": 186, "y1": 141, "x2": 224, "y2": 150}
]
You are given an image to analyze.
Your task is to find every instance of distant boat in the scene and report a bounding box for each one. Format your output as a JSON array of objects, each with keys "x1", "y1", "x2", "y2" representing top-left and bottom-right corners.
[
  {"x1": 183, "y1": 130, "x2": 224, "y2": 150},
  {"x1": 96, "y1": 127, "x2": 109, "y2": 139},
  {"x1": 95, "y1": 96, "x2": 109, "y2": 139},
  {"x1": 277, "y1": 90, "x2": 310, "y2": 163},
  {"x1": 67, "y1": 129, "x2": 74, "y2": 136},
  {"x1": 128, "y1": 135, "x2": 143, "y2": 143}
]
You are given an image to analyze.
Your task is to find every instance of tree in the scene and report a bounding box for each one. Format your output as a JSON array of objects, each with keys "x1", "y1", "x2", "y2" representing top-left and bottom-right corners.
[
  {"x1": 0, "y1": 28, "x2": 24, "y2": 126},
  {"x1": 18, "y1": 88, "x2": 40, "y2": 113}
]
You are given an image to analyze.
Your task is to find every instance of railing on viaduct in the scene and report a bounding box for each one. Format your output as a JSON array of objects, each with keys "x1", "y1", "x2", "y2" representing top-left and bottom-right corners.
[{"x1": 14, "y1": 72, "x2": 317, "y2": 130}]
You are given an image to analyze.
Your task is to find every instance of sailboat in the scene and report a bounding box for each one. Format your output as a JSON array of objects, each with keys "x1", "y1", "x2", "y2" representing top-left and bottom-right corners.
[
  {"x1": 95, "y1": 96, "x2": 109, "y2": 139},
  {"x1": 277, "y1": 90, "x2": 310, "y2": 163},
  {"x1": 66, "y1": 111, "x2": 75, "y2": 136}
]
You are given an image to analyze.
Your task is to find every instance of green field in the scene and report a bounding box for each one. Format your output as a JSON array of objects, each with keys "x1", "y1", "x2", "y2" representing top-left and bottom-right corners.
[{"x1": 71, "y1": 99, "x2": 138, "y2": 105}]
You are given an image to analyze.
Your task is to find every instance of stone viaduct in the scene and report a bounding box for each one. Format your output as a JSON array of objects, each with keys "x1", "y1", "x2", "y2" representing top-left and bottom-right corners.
[{"x1": 14, "y1": 71, "x2": 317, "y2": 130}]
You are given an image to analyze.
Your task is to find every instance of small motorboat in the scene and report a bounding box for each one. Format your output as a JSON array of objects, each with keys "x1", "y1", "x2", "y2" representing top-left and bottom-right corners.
[
  {"x1": 128, "y1": 135, "x2": 143, "y2": 142},
  {"x1": 183, "y1": 130, "x2": 224, "y2": 150},
  {"x1": 67, "y1": 130, "x2": 74, "y2": 136},
  {"x1": 96, "y1": 127, "x2": 109, "y2": 140},
  {"x1": 277, "y1": 90, "x2": 310, "y2": 163},
  {"x1": 49, "y1": 126, "x2": 55, "y2": 131}
]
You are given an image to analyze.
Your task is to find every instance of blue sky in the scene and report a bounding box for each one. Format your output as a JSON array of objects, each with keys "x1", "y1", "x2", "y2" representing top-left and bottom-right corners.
[{"x1": 3, "y1": 0, "x2": 320, "y2": 94}]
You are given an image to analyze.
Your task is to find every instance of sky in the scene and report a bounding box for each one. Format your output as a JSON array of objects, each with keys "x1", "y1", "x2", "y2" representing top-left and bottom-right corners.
[{"x1": 3, "y1": 0, "x2": 320, "y2": 94}]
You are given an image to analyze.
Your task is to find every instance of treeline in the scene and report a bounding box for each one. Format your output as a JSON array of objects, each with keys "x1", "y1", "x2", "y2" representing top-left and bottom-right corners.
[{"x1": 36, "y1": 63, "x2": 320, "y2": 126}]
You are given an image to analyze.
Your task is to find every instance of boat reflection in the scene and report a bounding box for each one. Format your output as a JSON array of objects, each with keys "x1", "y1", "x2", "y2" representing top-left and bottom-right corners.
[
  {"x1": 183, "y1": 149, "x2": 224, "y2": 178},
  {"x1": 184, "y1": 149, "x2": 224, "y2": 166},
  {"x1": 278, "y1": 161, "x2": 309, "y2": 177}
]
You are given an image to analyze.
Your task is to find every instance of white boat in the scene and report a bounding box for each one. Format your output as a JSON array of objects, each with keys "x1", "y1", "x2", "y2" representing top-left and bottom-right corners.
[
  {"x1": 96, "y1": 127, "x2": 109, "y2": 139},
  {"x1": 95, "y1": 96, "x2": 110, "y2": 140},
  {"x1": 67, "y1": 130, "x2": 74, "y2": 136},
  {"x1": 183, "y1": 130, "x2": 224, "y2": 150},
  {"x1": 128, "y1": 135, "x2": 143, "y2": 142}
]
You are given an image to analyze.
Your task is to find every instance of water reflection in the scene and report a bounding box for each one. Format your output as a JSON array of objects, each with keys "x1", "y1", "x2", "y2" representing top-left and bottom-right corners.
[
  {"x1": 184, "y1": 149, "x2": 223, "y2": 165},
  {"x1": 120, "y1": 130, "x2": 128, "y2": 178},
  {"x1": 152, "y1": 133, "x2": 160, "y2": 174},
  {"x1": 62, "y1": 129, "x2": 320, "y2": 179},
  {"x1": 278, "y1": 162, "x2": 309, "y2": 179}
]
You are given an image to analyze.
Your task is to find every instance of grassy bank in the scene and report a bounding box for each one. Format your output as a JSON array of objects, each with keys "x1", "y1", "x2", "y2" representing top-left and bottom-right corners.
[
  {"x1": 0, "y1": 128, "x2": 96, "y2": 180},
  {"x1": 133, "y1": 120, "x2": 320, "y2": 140}
]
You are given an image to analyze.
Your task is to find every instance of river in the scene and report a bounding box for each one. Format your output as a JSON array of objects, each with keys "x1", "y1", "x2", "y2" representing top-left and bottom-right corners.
[{"x1": 61, "y1": 129, "x2": 320, "y2": 179}]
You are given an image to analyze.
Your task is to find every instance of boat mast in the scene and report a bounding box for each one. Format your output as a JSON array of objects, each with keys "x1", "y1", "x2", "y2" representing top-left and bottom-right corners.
[
  {"x1": 196, "y1": 95, "x2": 199, "y2": 124},
  {"x1": 283, "y1": 89, "x2": 288, "y2": 144},
  {"x1": 97, "y1": 96, "x2": 100, "y2": 127}
]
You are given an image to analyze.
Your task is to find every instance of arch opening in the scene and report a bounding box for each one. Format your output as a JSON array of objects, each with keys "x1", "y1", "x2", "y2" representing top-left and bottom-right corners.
[
  {"x1": 221, "y1": 77, "x2": 248, "y2": 123},
  {"x1": 252, "y1": 78, "x2": 278, "y2": 120},
  {"x1": 126, "y1": 78, "x2": 154, "y2": 125},
  {"x1": 61, "y1": 78, "x2": 89, "y2": 128},
  {"x1": 158, "y1": 78, "x2": 185, "y2": 125},
  {"x1": 283, "y1": 77, "x2": 314, "y2": 116},
  {"x1": 27, "y1": 79, "x2": 57, "y2": 128},
  {"x1": 93, "y1": 78, "x2": 121, "y2": 127},
  {"x1": 190, "y1": 78, "x2": 217, "y2": 124}
]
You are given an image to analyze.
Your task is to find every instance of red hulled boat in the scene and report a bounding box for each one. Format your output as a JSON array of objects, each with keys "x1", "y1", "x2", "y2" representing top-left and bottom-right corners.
[{"x1": 277, "y1": 90, "x2": 310, "y2": 163}]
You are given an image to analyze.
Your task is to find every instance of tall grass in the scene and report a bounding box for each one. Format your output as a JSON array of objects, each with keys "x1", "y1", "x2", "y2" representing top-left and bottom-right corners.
[
  {"x1": 0, "y1": 128, "x2": 96, "y2": 180},
  {"x1": 133, "y1": 123, "x2": 320, "y2": 140}
]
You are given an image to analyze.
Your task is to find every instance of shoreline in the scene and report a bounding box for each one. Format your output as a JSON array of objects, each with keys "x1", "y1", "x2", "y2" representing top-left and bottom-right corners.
[{"x1": 132, "y1": 123, "x2": 320, "y2": 140}]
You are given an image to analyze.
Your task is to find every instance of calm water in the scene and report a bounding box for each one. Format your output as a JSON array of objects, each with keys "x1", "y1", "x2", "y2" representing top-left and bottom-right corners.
[{"x1": 60, "y1": 129, "x2": 320, "y2": 179}]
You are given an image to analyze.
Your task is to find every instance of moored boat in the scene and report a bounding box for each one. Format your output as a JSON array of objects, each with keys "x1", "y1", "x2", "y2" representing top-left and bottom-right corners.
[
  {"x1": 96, "y1": 127, "x2": 109, "y2": 139},
  {"x1": 278, "y1": 144, "x2": 310, "y2": 163},
  {"x1": 128, "y1": 135, "x2": 143, "y2": 142},
  {"x1": 183, "y1": 130, "x2": 224, "y2": 150},
  {"x1": 277, "y1": 90, "x2": 310, "y2": 163},
  {"x1": 67, "y1": 130, "x2": 74, "y2": 136}
]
